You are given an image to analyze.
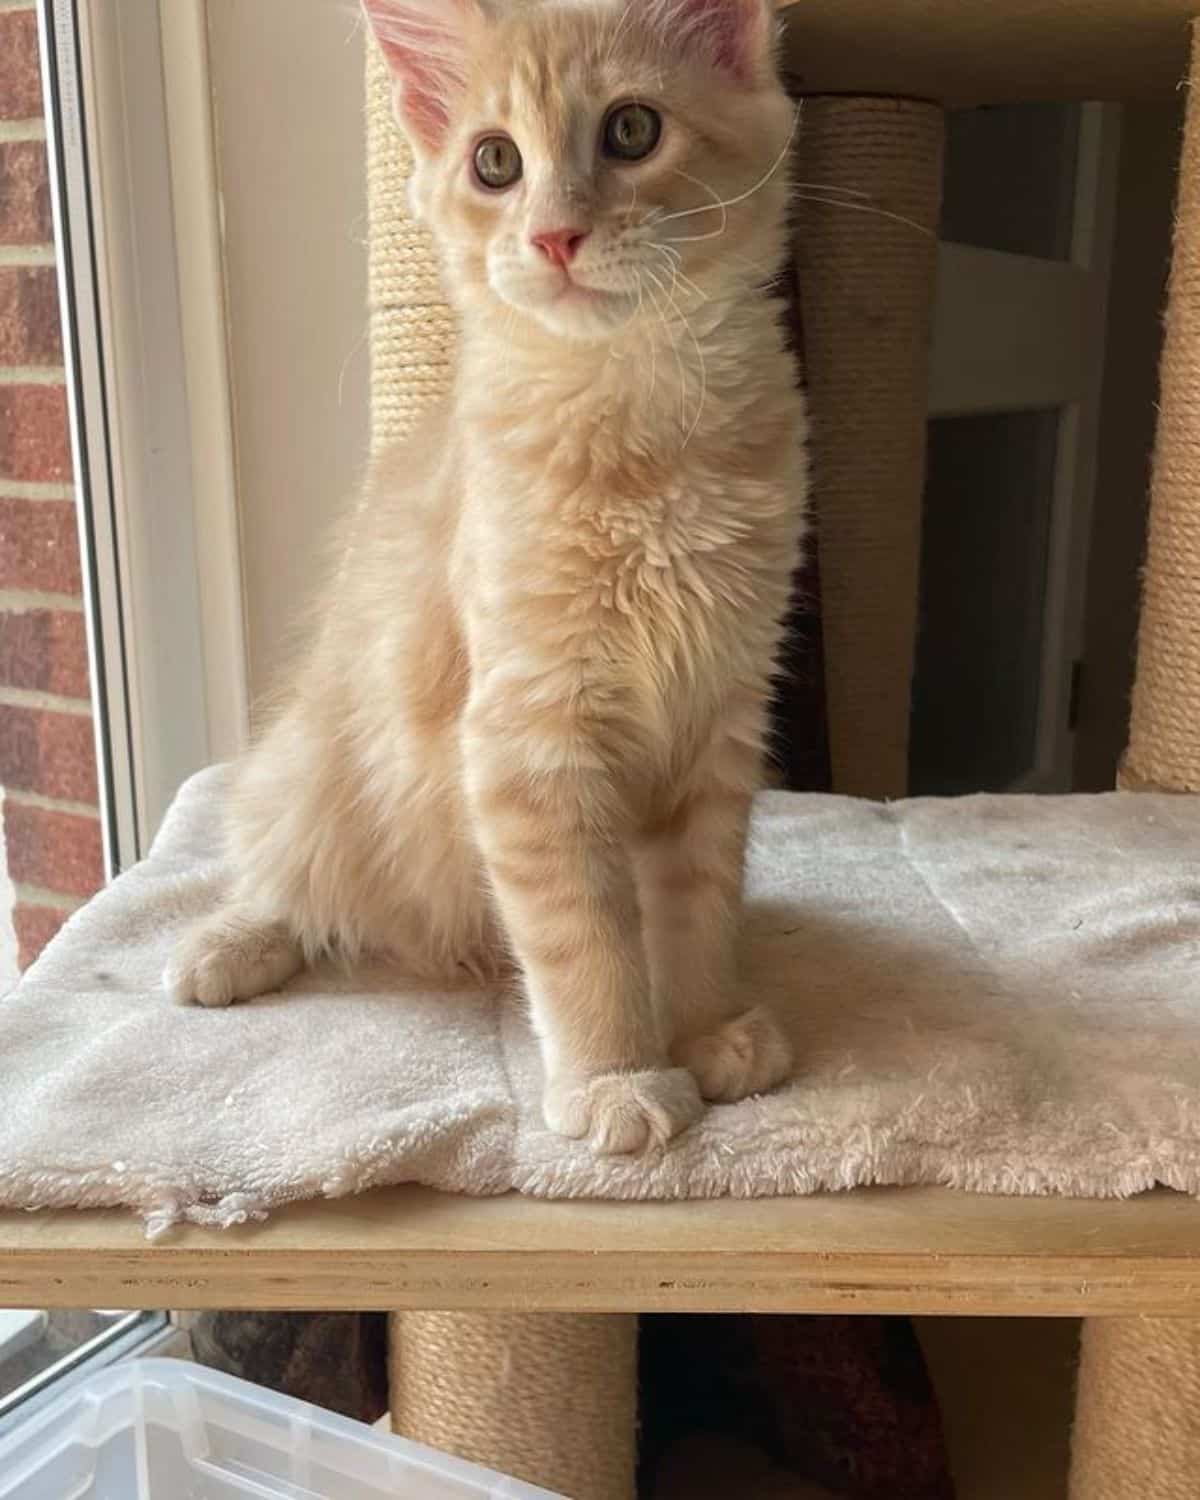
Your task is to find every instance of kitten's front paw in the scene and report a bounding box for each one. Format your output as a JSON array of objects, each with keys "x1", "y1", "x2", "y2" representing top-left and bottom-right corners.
[
  {"x1": 164, "y1": 914, "x2": 302, "y2": 1008},
  {"x1": 674, "y1": 1005, "x2": 794, "y2": 1103},
  {"x1": 544, "y1": 1068, "x2": 703, "y2": 1155}
]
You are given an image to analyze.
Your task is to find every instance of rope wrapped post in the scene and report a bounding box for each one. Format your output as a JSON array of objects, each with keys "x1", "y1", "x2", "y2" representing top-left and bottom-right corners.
[
  {"x1": 1070, "y1": 1317, "x2": 1200, "y2": 1500},
  {"x1": 367, "y1": 43, "x2": 637, "y2": 1498},
  {"x1": 366, "y1": 45, "x2": 458, "y2": 453},
  {"x1": 389, "y1": 1312, "x2": 637, "y2": 1500},
  {"x1": 1122, "y1": 23, "x2": 1200, "y2": 793},
  {"x1": 793, "y1": 98, "x2": 944, "y2": 799},
  {"x1": 1071, "y1": 28, "x2": 1200, "y2": 1498}
]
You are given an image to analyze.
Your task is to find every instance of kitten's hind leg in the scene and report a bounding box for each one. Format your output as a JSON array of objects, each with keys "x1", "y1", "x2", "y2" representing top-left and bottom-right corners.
[
  {"x1": 637, "y1": 757, "x2": 794, "y2": 1104},
  {"x1": 164, "y1": 910, "x2": 303, "y2": 1008}
]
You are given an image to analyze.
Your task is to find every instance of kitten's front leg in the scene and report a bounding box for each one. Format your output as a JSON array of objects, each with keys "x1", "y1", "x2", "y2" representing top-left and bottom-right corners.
[
  {"x1": 637, "y1": 748, "x2": 794, "y2": 1104},
  {"x1": 465, "y1": 715, "x2": 702, "y2": 1155}
]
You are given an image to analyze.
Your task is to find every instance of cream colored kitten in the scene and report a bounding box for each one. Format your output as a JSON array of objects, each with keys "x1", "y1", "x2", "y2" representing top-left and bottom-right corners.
[{"x1": 167, "y1": 0, "x2": 808, "y2": 1156}]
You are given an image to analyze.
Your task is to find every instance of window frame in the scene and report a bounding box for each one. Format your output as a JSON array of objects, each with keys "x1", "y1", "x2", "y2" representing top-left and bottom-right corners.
[
  {"x1": 0, "y1": 1312, "x2": 172, "y2": 1434},
  {"x1": 5, "y1": 0, "x2": 242, "y2": 1420},
  {"x1": 37, "y1": 0, "x2": 248, "y2": 871}
]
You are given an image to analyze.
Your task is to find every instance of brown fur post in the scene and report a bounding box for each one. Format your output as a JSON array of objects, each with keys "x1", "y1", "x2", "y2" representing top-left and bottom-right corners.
[{"x1": 167, "y1": 0, "x2": 808, "y2": 1154}]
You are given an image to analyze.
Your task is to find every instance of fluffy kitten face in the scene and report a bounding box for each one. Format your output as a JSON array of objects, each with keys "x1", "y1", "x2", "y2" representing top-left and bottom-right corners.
[{"x1": 364, "y1": 0, "x2": 795, "y2": 341}]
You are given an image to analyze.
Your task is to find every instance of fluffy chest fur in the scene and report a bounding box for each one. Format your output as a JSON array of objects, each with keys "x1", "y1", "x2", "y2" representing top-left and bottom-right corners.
[
  {"x1": 458, "y1": 302, "x2": 805, "y2": 694},
  {"x1": 441, "y1": 299, "x2": 807, "y2": 808}
]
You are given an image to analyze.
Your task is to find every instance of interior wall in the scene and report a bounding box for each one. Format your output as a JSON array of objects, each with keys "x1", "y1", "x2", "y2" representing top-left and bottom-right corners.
[
  {"x1": 1073, "y1": 99, "x2": 1183, "y2": 789},
  {"x1": 206, "y1": 0, "x2": 370, "y2": 708},
  {"x1": 917, "y1": 1318, "x2": 1080, "y2": 1500}
]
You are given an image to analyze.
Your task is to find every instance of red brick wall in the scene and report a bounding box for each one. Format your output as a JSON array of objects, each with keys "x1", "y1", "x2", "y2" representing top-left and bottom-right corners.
[{"x1": 0, "y1": 2, "x2": 104, "y2": 969}]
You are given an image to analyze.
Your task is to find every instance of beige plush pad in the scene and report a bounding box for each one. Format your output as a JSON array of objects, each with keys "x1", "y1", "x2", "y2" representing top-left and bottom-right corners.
[{"x1": 3, "y1": 766, "x2": 1199, "y2": 1235}]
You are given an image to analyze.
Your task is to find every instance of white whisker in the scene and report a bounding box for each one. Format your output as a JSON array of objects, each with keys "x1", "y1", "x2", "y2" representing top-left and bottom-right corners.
[
  {"x1": 664, "y1": 241, "x2": 776, "y2": 280},
  {"x1": 791, "y1": 181, "x2": 872, "y2": 199},
  {"x1": 337, "y1": 323, "x2": 368, "y2": 408},
  {"x1": 622, "y1": 175, "x2": 641, "y2": 230},
  {"x1": 668, "y1": 166, "x2": 728, "y2": 241},
  {"x1": 645, "y1": 261, "x2": 707, "y2": 449},
  {"x1": 634, "y1": 269, "x2": 659, "y2": 408},
  {"x1": 652, "y1": 107, "x2": 800, "y2": 231},
  {"x1": 671, "y1": 303, "x2": 708, "y2": 451},
  {"x1": 792, "y1": 192, "x2": 935, "y2": 238},
  {"x1": 642, "y1": 265, "x2": 689, "y2": 436},
  {"x1": 651, "y1": 244, "x2": 706, "y2": 302},
  {"x1": 660, "y1": 224, "x2": 730, "y2": 246}
]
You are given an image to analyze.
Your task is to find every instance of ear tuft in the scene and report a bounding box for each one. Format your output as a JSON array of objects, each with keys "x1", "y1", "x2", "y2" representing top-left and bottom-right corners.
[{"x1": 361, "y1": 0, "x2": 480, "y2": 153}]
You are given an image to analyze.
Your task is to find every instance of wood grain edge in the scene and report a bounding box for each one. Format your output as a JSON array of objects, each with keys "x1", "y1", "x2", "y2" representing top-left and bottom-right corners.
[{"x1": 3, "y1": 1247, "x2": 1200, "y2": 1316}]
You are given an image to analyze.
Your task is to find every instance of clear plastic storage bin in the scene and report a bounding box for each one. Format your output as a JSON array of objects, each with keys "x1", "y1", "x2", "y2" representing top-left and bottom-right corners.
[{"x1": 0, "y1": 1357, "x2": 566, "y2": 1498}]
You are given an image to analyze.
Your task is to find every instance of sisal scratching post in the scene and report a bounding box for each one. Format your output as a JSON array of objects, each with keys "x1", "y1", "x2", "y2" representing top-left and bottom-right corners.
[
  {"x1": 366, "y1": 44, "x2": 458, "y2": 453},
  {"x1": 1070, "y1": 1318, "x2": 1200, "y2": 1500},
  {"x1": 1122, "y1": 24, "x2": 1200, "y2": 794},
  {"x1": 793, "y1": 98, "x2": 944, "y2": 799},
  {"x1": 1072, "y1": 29, "x2": 1200, "y2": 1499},
  {"x1": 366, "y1": 43, "x2": 637, "y2": 1497},
  {"x1": 389, "y1": 1312, "x2": 637, "y2": 1500}
]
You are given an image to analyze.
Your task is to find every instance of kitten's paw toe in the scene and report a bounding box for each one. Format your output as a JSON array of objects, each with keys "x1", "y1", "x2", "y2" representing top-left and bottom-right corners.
[
  {"x1": 544, "y1": 1068, "x2": 703, "y2": 1155},
  {"x1": 164, "y1": 916, "x2": 302, "y2": 1008},
  {"x1": 675, "y1": 1005, "x2": 794, "y2": 1103}
]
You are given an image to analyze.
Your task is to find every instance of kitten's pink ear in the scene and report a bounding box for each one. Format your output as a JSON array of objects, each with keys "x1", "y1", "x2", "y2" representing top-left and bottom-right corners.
[
  {"x1": 650, "y1": 0, "x2": 775, "y2": 82},
  {"x1": 361, "y1": 0, "x2": 483, "y2": 153}
]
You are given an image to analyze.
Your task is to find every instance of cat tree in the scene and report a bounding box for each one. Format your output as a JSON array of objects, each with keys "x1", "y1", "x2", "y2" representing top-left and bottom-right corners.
[
  {"x1": 366, "y1": 5, "x2": 1200, "y2": 1497},
  {"x1": 0, "y1": 6, "x2": 1197, "y2": 1500}
]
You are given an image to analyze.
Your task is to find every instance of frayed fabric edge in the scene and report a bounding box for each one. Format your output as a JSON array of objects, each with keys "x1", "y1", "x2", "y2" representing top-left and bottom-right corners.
[
  {"x1": 0, "y1": 1159, "x2": 510, "y2": 1239},
  {"x1": 0, "y1": 1167, "x2": 287, "y2": 1241},
  {"x1": 147, "y1": 1192, "x2": 271, "y2": 1240},
  {"x1": 6, "y1": 1147, "x2": 1200, "y2": 1242}
]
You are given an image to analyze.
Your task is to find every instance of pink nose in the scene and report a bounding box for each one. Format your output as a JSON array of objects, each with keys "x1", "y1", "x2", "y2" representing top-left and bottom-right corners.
[{"x1": 531, "y1": 227, "x2": 588, "y2": 268}]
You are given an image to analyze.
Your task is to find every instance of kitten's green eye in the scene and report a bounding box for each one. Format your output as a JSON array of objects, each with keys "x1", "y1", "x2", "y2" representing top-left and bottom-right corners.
[
  {"x1": 603, "y1": 103, "x2": 662, "y2": 163},
  {"x1": 473, "y1": 135, "x2": 523, "y2": 191}
]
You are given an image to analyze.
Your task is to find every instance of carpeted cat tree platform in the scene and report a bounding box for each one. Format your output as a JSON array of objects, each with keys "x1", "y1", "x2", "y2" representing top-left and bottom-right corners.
[
  {"x1": 2, "y1": 4, "x2": 1200, "y2": 1496},
  {"x1": 365, "y1": 7, "x2": 1200, "y2": 1498}
]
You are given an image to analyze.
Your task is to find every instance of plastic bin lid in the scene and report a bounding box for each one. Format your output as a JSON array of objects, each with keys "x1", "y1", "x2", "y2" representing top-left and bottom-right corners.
[{"x1": 0, "y1": 1357, "x2": 567, "y2": 1498}]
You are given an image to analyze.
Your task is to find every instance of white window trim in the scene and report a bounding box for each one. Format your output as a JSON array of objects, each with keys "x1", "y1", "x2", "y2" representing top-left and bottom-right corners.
[
  {"x1": 38, "y1": 0, "x2": 248, "y2": 869},
  {"x1": 159, "y1": 0, "x2": 249, "y2": 778}
]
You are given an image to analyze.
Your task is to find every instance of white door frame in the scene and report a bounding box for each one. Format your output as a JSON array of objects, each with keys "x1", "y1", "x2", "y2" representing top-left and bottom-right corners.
[{"x1": 927, "y1": 103, "x2": 1122, "y2": 793}]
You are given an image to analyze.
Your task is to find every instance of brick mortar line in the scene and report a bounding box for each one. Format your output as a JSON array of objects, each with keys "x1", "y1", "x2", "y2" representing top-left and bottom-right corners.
[
  {"x1": 0, "y1": 246, "x2": 56, "y2": 268},
  {"x1": 0, "y1": 482, "x2": 76, "y2": 502},
  {"x1": 5, "y1": 787, "x2": 99, "y2": 819},
  {"x1": 0, "y1": 683, "x2": 94, "y2": 716},
  {"x1": 0, "y1": 120, "x2": 45, "y2": 143},
  {"x1": 12, "y1": 882, "x2": 83, "y2": 914},
  {"x1": 0, "y1": 588, "x2": 84, "y2": 612},
  {"x1": 0, "y1": 368, "x2": 66, "y2": 386}
]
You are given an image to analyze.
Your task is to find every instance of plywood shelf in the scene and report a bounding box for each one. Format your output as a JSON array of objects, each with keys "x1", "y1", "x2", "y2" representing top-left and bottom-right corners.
[{"x1": 3, "y1": 1186, "x2": 1199, "y2": 1316}]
